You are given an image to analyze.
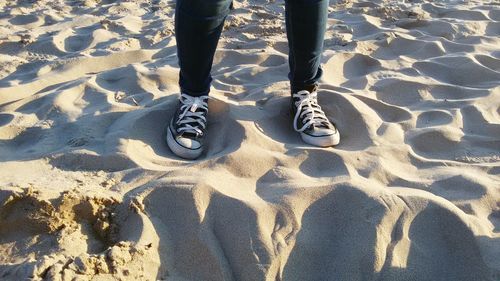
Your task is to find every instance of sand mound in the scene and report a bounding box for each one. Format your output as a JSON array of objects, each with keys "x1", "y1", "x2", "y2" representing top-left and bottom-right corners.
[{"x1": 0, "y1": 187, "x2": 159, "y2": 280}]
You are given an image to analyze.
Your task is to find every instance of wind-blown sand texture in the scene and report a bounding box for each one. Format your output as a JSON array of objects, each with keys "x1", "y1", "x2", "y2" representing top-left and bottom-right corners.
[{"x1": 0, "y1": 0, "x2": 499, "y2": 280}]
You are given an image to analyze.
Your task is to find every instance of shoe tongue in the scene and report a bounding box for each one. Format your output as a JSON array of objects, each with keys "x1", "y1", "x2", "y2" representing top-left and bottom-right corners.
[
  {"x1": 189, "y1": 98, "x2": 204, "y2": 112},
  {"x1": 181, "y1": 131, "x2": 199, "y2": 139},
  {"x1": 179, "y1": 108, "x2": 206, "y2": 137},
  {"x1": 179, "y1": 116, "x2": 205, "y2": 137},
  {"x1": 313, "y1": 122, "x2": 329, "y2": 129},
  {"x1": 293, "y1": 84, "x2": 318, "y2": 94},
  {"x1": 293, "y1": 91, "x2": 311, "y2": 104}
]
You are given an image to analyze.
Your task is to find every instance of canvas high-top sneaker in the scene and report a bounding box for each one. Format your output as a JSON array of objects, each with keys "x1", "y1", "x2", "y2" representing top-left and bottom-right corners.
[
  {"x1": 166, "y1": 93, "x2": 209, "y2": 159},
  {"x1": 291, "y1": 89, "x2": 340, "y2": 147}
]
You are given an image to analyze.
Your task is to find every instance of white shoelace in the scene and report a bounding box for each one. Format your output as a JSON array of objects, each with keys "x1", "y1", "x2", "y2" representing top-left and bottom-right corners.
[
  {"x1": 176, "y1": 93, "x2": 209, "y2": 136},
  {"x1": 292, "y1": 90, "x2": 330, "y2": 132}
]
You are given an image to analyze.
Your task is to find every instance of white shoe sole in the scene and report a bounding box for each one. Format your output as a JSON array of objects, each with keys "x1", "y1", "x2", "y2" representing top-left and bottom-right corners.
[
  {"x1": 166, "y1": 126, "x2": 203, "y2": 160},
  {"x1": 300, "y1": 131, "x2": 340, "y2": 147}
]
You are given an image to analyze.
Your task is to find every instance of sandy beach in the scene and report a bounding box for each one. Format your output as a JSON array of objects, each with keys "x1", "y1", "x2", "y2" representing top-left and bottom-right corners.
[{"x1": 0, "y1": 0, "x2": 499, "y2": 280}]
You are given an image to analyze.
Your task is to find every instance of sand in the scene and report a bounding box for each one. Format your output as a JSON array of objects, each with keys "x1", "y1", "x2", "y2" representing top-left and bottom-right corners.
[{"x1": 0, "y1": 0, "x2": 499, "y2": 280}]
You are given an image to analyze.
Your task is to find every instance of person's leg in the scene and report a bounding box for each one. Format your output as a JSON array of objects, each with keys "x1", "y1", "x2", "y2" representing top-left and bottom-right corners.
[
  {"x1": 284, "y1": 0, "x2": 329, "y2": 93},
  {"x1": 167, "y1": 0, "x2": 232, "y2": 159},
  {"x1": 285, "y1": 0, "x2": 340, "y2": 147},
  {"x1": 175, "y1": 0, "x2": 232, "y2": 96}
]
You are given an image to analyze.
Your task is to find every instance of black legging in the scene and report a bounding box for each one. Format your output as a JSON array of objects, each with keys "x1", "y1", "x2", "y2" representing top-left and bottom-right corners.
[{"x1": 175, "y1": 0, "x2": 329, "y2": 96}]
